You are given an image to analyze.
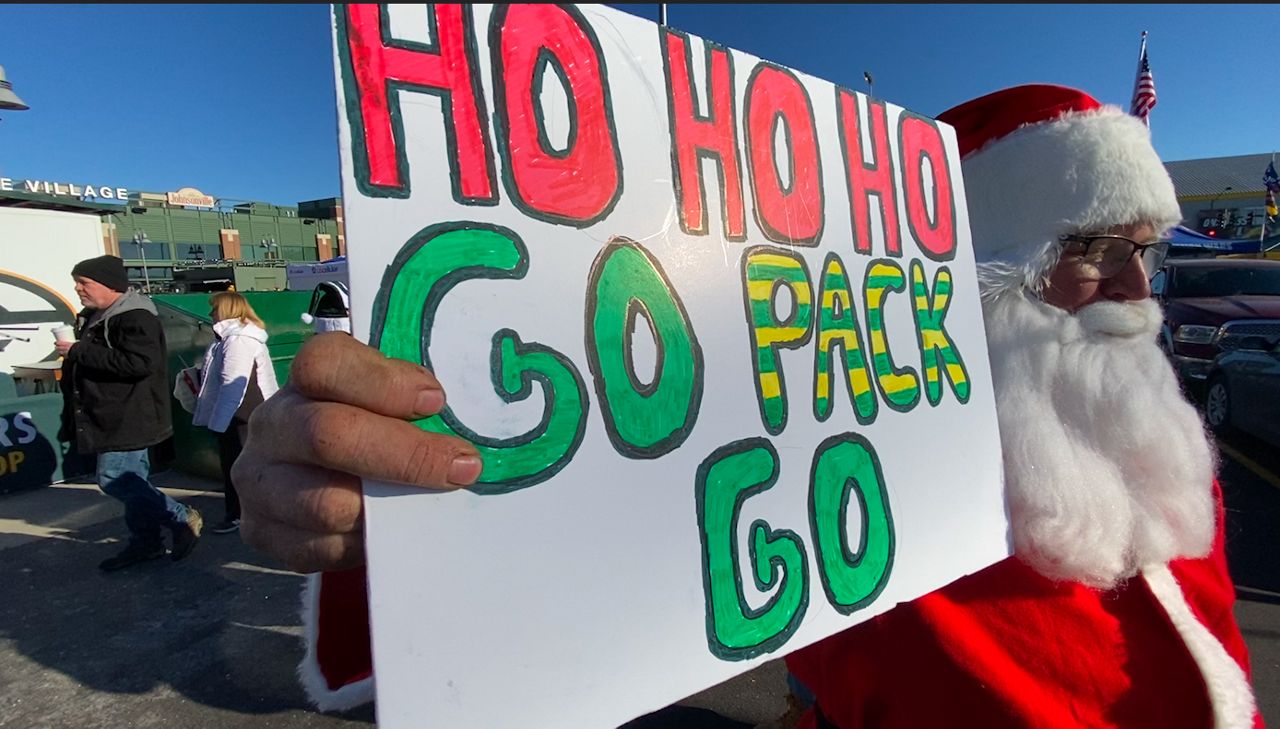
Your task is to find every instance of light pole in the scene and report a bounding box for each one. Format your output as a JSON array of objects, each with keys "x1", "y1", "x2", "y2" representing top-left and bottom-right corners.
[
  {"x1": 0, "y1": 64, "x2": 29, "y2": 115},
  {"x1": 1207, "y1": 186, "x2": 1233, "y2": 232},
  {"x1": 133, "y1": 231, "x2": 151, "y2": 293},
  {"x1": 1208, "y1": 186, "x2": 1233, "y2": 213},
  {"x1": 260, "y1": 236, "x2": 279, "y2": 260}
]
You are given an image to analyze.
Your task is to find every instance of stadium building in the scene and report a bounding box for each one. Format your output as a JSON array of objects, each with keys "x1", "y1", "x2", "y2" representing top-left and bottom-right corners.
[{"x1": 0, "y1": 177, "x2": 345, "y2": 291}]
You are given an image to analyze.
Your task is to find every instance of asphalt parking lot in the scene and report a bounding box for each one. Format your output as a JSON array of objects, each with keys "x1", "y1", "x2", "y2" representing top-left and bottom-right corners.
[
  {"x1": 1215, "y1": 426, "x2": 1280, "y2": 725},
  {"x1": 1, "y1": 428, "x2": 1277, "y2": 728},
  {"x1": 0, "y1": 473, "x2": 788, "y2": 729}
]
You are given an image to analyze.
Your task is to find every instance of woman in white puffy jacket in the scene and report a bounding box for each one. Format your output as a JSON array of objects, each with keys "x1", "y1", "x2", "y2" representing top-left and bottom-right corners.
[{"x1": 193, "y1": 292, "x2": 279, "y2": 534}]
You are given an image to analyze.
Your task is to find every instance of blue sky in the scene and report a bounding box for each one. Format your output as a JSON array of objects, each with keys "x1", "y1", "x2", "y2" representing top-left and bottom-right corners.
[{"x1": 1, "y1": 4, "x2": 1275, "y2": 207}]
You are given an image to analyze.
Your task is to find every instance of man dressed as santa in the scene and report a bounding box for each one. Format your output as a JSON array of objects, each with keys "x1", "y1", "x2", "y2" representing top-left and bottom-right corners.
[
  {"x1": 231, "y1": 84, "x2": 1262, "y2": 727},
  {"x1": 783, "y1": 83, "x2": 1261, "y2": 729}
]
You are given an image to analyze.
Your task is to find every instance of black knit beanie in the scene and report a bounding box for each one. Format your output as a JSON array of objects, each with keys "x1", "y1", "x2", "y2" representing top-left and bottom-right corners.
[{"x1": 71, "y1": 255, "x2": 130, "y2": 292}]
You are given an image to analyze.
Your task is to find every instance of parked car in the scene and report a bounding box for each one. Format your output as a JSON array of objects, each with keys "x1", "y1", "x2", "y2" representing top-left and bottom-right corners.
[
  {"x1": 1204, "y1": 335, "x2": 1280, "y2": 448},
  {"x1": 1150, "y1": 258, "x2": 1280, "y2": 382}
]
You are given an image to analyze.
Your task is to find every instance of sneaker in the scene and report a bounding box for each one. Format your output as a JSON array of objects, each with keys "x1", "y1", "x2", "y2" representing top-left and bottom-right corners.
[
  {"x1": 99, "y1": 541, "x2": 166, "y2": 572},
  {"x1": 210, "y1": 518, "x2": 240, "y2": 535},
  {"x1": 170, "y1": 508, "x2": 203, "y2": 561}
]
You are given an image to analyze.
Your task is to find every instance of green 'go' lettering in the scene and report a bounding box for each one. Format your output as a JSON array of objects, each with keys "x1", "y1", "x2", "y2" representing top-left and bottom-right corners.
[
  {"x1": 695, "y1": 438, "x2": 808, "y2": 660},
  {"x1": 586, "y1": 237, "x2": 703, "y2": 458},
  {"x1": 371, "y1": 222, "x2": 589, "y2": 494},
  {"x1": 809, "y1": 433, "x2": 894, "y2": 613}
]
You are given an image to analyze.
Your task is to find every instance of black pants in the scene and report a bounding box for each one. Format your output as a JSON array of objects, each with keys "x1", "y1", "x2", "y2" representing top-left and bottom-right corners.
[{"x1": 216, "y1": 421, "x2": 249, "y2": 521}]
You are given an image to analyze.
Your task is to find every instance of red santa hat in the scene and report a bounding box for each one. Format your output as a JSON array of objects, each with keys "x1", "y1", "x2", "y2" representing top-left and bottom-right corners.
[{"x1": 936, "y1": 84, "x2": 1182, "y2": 296}]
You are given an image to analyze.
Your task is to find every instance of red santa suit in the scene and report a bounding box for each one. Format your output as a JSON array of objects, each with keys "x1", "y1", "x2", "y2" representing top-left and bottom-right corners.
[
  {"x1": 785, "y1": 488, "x2": 1260, "y2": 729},
  {"x1": 778, "y1": 84, "x2": 1261, "y2": 729},
  {"x1": 299, "y1": 567, "x2": 374, "y2": 711}
]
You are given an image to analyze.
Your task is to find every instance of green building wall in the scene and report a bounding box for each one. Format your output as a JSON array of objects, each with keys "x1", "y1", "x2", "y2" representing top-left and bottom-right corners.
[{"x1": 110, "y1": 198, "x2": 343, "y2": 288}]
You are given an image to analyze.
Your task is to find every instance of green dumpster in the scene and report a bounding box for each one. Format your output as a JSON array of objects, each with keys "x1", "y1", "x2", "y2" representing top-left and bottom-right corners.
[{"x1": 154, "y1": 291, "x2": 313, "y2": 480}]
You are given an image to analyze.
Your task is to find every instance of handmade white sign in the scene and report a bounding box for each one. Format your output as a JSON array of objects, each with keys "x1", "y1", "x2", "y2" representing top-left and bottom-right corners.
[{"x1": 331, "y1": 4, "x2": 1009, "y2": 727}]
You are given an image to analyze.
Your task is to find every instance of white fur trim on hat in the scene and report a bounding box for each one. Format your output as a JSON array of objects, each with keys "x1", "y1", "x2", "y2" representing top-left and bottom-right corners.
[
  {"x1": 298, "y1": 573, "x2": 375, "y2": 712},
  {"x1": 963, "y1": 107, "x2": 1181, "y2": 297},
  {"x1": 310, "y1": 316, "x2": 352, "y2": 334}
]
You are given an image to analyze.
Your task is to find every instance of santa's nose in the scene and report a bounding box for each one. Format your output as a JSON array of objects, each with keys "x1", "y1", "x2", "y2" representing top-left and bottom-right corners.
[{"x1": 1101, "y1": 254, "x2": 1151, "y2": 302}]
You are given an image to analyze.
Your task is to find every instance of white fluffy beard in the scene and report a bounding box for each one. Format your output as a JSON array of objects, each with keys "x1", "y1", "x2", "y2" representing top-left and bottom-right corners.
[{"x1": 982, "y1": 293, "x2": 1217, "y2": 589}]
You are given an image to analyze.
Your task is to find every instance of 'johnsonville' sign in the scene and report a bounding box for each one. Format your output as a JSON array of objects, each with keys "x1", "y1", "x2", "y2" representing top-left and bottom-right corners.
[
  {"x1": 333, "y1": 5, "x2": 1009, "y2": 728},
  {"x1": 166, "y1": 187, "x2": 216, "y2": 208},
  {"x1": 0, "y1": 178, "x2": 129, "y2": 200}
]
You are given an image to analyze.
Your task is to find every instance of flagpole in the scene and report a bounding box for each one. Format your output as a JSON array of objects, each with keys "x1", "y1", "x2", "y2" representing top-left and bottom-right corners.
[{"x1": 1262, "y1": 152, "x2": 1275, "y2": 258}]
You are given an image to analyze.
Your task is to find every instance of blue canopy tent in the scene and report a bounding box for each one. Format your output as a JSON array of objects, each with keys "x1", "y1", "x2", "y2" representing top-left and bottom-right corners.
[{"x1": 1162, "y1": 225, "x2": 1262, "y2": 256}]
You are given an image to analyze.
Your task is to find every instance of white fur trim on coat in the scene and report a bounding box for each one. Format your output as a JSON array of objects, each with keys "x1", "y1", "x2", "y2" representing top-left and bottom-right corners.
[
  {"x1": 1142, "y1": 565, "x2": 1257, "y2": 728},
  {"x1": 962, "y1": 108, "x2": 1182, "y2": 297},
  {"x1": 298, "y1": 573, "x2": 375, "y2": 712}
]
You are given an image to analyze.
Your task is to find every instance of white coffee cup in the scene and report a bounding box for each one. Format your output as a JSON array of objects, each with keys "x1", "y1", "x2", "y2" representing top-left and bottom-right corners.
[{"x1": 52, "y1": 325, "x2": 76, "y2": 343}]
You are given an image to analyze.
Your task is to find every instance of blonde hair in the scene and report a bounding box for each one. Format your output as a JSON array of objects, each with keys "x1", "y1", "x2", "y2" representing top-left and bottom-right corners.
[{"x1": 210, "y1": 291, "x2": 265, "y2": 328}]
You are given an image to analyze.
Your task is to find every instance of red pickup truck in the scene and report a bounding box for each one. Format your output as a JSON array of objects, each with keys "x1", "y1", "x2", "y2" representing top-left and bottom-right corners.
[{"x1": 1152, "y1": 258, "x2": 1280, "y2": 383}]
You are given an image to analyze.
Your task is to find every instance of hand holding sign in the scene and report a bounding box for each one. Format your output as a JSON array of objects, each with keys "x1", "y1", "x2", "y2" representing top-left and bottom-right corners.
[{"x1": 233, "y1": 332, "x2": 481, "y2": 573}]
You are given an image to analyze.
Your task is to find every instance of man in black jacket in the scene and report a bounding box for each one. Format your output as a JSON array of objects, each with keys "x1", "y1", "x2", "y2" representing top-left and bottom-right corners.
[{"x1": 57, "y1": 255, "x2": 202, "y2": 571}]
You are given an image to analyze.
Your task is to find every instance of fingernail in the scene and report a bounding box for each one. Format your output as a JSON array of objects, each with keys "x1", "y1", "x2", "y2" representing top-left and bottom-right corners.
[
  {"x1": 448, "y1": 455, "x2": 482, "y2": 486},
  {"x1": 415, "y1": 388, "x2": 445, "y2": 416}
]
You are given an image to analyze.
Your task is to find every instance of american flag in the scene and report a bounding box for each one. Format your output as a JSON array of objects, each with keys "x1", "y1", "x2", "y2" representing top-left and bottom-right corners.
[{"x1": 1129, "y1": 38, "x2": 1157, "y2": 126}]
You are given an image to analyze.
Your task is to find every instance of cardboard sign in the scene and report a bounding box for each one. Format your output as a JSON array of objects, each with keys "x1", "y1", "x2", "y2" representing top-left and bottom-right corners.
[{"x1": 331, "y1": 5, "x2": 1010, "y2": 727}]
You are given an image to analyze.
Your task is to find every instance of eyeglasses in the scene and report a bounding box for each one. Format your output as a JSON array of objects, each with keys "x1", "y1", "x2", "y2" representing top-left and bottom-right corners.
[{"x1": 1058, "y1": 234, "x2": 1170, "y2": 280}]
